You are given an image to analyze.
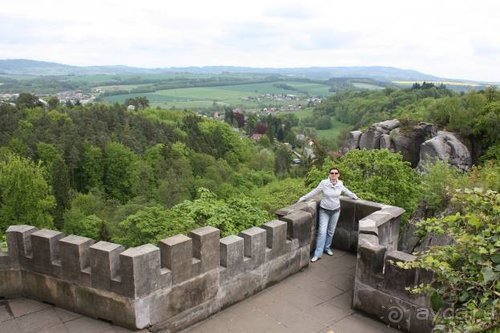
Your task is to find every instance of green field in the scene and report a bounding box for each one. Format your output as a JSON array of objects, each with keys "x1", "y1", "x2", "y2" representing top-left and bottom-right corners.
[
  {"x1": 316, "y1": 118, "x2": 352, "y2": 139},
  {"x1": 101, "y1": 81, "x2": 333, "y2": 109},
  {"x1": 352, "y1": 82, "x2": 385, "y2": 90},
  {"x1": 285, "y1": 108, "x2": 352, "y2": 141},
  {"x1": 285, "y1": 82, "x2": 332, "y2": 96}
]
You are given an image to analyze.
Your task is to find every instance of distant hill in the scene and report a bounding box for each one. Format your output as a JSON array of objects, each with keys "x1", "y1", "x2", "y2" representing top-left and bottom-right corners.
[{"x1": 0, "y1": 59, "x2": 442, "y2": 82}]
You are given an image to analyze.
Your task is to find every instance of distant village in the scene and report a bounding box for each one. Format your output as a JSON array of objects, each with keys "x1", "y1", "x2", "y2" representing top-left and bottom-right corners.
[
  {"x1": 1, "y1": 90, "x2": 322, "y2": 114},
  {"x1": 244, "y1": 93, "x2": 322, "y2": 112},
  {"x1": 0, "y1": 90, "x2": 96, "y2": 106}
]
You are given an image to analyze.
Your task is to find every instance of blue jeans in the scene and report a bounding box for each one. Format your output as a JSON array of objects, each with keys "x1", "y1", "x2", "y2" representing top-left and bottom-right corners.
[{"x1": 314, "y1": 207, "x2": 340, "y2": 258}]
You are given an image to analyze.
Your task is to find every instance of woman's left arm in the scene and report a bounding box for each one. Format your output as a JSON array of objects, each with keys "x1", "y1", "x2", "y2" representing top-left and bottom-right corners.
[{"x1": 341, "y1": 185, "x2": 359, "y2": 200}]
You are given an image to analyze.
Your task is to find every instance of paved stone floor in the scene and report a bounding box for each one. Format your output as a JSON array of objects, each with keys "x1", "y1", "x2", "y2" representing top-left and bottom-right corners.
[
  {"x1": 0, "y1": 297, "x2": 143, "y2": 333},
  {"x1": 184, "y1": 250, "x2": 400, "y2": 333},
  {"x1": 0, "y1": 250, "x2": 400, "y2": 333}
]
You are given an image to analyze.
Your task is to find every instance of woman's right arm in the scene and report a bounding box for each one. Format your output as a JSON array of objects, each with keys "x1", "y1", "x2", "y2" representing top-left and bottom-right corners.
[{"x1": 298, "y1": 181, "x2": 323, "y2": 202}]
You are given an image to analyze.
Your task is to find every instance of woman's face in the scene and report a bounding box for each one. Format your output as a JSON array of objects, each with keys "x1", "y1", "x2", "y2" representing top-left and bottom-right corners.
[{"x1": 329, "y1": 169, "x2": 340, "y2": 181}]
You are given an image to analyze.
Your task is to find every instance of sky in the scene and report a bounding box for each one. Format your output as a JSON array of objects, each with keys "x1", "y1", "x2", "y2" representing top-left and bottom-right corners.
[{"x1": 1, "y1": 0, "x2": 499, "y2": 82}]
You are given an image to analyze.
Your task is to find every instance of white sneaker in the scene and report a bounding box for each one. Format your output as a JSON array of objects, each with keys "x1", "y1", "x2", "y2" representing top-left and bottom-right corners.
[
  {"x1": 325, "y1": 249, "x2": 334, "y2": 256},
  {"x1": 310, "y1": 256, "x2": 320, "y2": 263}
]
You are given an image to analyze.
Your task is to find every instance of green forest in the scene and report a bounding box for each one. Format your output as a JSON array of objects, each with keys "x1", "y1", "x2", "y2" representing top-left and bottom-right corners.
[
  {"x1": 0, "y1": 83, "x2": 499, "y2": 331},
  {"x1": 0, "y1": 84, "x2": 498, "y2": 245}
]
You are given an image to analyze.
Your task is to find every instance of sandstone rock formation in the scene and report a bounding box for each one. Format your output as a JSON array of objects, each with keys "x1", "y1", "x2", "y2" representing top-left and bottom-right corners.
[
  {"x1": 391, "y1": 123, "x2": 437, "y2": 167},
  {"x1": 359, "y1": 119, "x2": 400, "y2": 149},
  {"x1": 345, "y1": 120, "x2": 471, "y2": 170},
  {"x1": 345, "y1": 130, "x2": 362, "y2": 150},
  {"x1": 417, "y1": 131, "x2": 472, "y2": 171}
]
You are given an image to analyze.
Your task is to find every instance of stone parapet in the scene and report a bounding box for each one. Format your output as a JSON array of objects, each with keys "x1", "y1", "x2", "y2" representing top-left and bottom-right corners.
[
  {"x1": 0, "y1": 197, "x2": 429, "y2": 332},
  {"x1": 0, "y1": 203, "x2": 316, "y2": 331},
  {"x1": 353, "y1": 204, "x2": 433, "y2": 333}
]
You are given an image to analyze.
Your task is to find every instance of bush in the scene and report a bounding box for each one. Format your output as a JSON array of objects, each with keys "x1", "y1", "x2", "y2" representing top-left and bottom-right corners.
[
  {"x1": 398, "y1": 189, "x2": 499, "y2": 332},
  {"x1": 64, "y1": 214, "x2": 104, "y2": 240},
  {"x1": 419, "y1": 160, "x2": 464, "y2": 214},
  {"x1": 112, "y1": 188, "x2": 272, "y2": 247},
  {"x1": 306, "y1": 149, "x2": 421, "y2": 222},
  {"x1": 0, "y1": 152, "x2": 55, "y2": 232}
]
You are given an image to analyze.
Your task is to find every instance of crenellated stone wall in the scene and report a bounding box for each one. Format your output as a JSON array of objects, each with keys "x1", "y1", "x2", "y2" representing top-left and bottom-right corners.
[
  {"x1": 353, "y1": 205, "x2": 434, "y2": 333},
  {"x1": 0, "y1": 207, "x2": 314, "y2": 331},
  {"x1": 0, "y1": 197, "x2": 432, "y2": 332}
]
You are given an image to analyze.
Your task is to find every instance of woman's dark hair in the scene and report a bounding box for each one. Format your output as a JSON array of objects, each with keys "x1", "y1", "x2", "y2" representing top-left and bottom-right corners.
[{"x1": 328, "y1": 167, "x2": 340, "y2": 174}]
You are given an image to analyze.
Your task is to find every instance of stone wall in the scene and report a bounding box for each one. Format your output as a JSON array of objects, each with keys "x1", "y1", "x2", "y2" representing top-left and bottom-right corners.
[
  {"x1": 0, "y1": 197, "x2": 433, "y2": 332},
  {"x1": 353, "y1": 205, "x2": 434, "y2": 333},
  {"x1": 0, "y1": 207, "x2": 314, "y2": 331}
]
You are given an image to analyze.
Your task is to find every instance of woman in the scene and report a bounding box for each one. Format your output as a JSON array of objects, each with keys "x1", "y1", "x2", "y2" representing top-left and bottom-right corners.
[{"x1": 298, "y1": 167, "x2": 359, "y2": 262}]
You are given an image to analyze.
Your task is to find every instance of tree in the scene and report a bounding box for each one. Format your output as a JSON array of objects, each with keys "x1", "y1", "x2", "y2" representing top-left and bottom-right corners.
[
  {"x1": 47, "y1": 96, "x2": 60, "y2": 110},
  {"x1": 137, "y1": 96, "x2": 150, "y2": 109},
  {"x1": 50, "y1": 157, "x2": 71, "y2": 229},
  {"x1": 0, "y1": 153, "x2": 55, "y2": 232},
  {"x1": 36, "y1": 142, "x2": 71, "y2": 229},
  {"x1": 64, "y1": 214, "x2": 104, "y2": 240},
  {"x1": 314, "y1": 115, "x2": 332, "y2": 130},
  {"x1": 125, "y1": 96, "x2": 150, "y2": 110},
  {"x1": 306, "y1": 149, "x2": 420, "y2": 222},
  {"x1": 419, "y1": 160, "x2": 461, "y2": 215},
  {"x1": 224, "y1": 107, "x2": 234, "y2": 126},
  {"x1": 103, "y1": 142, "x2": 139, "y2": 203},
  {"x1": 63, "y1": 190, "x2": 107, "y2": 240},
  {"x1": 274, "y1": 144, "x2": 291, "y2": 176},
  {"x1": 112, "y1": 205, "x2": 196, "y2": 247},
  {"x1": 15, "y1": 93, "x2": 43, "y2": 109},
  {"x1": 156, "y1": 143, "x2": 194, "y2": 207},
  {"x1": 81, "y1": 144, "x2": 105, "y2": 191},
  {"x1": 0, "y1": 103, "x2": 20, "y2": 146},
  {"x1": 233, "y1": 111, "x2": 245, "y2": 128},
  {"x1": 398, "y1": 189, "x2": 499, "y2": 332}
]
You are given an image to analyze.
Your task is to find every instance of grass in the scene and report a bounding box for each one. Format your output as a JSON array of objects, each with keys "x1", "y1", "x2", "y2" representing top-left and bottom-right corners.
[
  {"x1": 285, "y1": 108, "x2": 352, "y2": 140},
  {"x1": 352, "y1": 82, "x2": 385, "y2": 90},
  {"x1": 317, "y1": 118, "x2": 351, "y2": 139},
  {"x1": 392, "y1": 80, "x2": 481, "y2": 87},
  {"x1": 285, "y1": 82, "x2": 332, "y2": 96},
  {"x1": 290, "y1": 108, "x2": 315, "y2": 120},
  {"x1": 101, "y1": 81, "x2": 334, "y2": 109},
  {"x1": 95, "y1": 84, "x2": 149, "y2": 92}
]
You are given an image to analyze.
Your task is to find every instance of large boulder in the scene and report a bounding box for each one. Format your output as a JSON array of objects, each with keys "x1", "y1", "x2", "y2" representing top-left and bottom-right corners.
[
  {"x1": 391, "y1": 123, "x2": 437, "y2": 168},
  {"x1": 359, "y1": 119, "x2": 400, "y2": 149},
  {"x1": 344, "y1": 120, "x2": 471, "y2": 171},
  {"x1": 345, "y1": 130, "x2": 363, "y2": 150},
  {"x1": 417, "y1": 131, "x2": 472, "y2": 171}
]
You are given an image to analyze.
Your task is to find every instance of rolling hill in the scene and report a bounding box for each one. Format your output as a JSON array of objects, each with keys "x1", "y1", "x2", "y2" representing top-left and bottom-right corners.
[{"x1": 0, "y1": 59, "x2": 442, "y2": 82}]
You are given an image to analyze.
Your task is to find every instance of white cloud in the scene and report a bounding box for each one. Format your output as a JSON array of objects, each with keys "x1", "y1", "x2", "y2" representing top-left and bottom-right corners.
[{"x1": 0, "y1": 0, "x2": 499, "y2": 81}]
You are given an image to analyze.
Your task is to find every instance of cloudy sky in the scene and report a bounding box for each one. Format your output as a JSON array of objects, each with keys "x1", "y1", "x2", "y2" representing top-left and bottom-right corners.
[{"x1": 1, "y1": 0, "x2": 499, "y2": 82}]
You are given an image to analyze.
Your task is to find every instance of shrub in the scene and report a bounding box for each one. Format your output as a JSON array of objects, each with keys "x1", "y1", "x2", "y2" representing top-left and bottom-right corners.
[
  {"x1": 306, "y1": 149, "x2": 421, "y2": 222},
  {"x1": 398, "y1": 189, "x2": 499, "y2": 332}
]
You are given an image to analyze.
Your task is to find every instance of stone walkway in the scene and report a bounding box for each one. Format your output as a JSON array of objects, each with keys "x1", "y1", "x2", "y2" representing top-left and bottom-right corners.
[
  {"x1": 0, "y1": 250, "x2": 400, "y2": 333},
  {"x1": 184, "y1": 250, "x2": 400, "y2": 333},
  {"x1": 0, "y1": 297, "x2": 141, "y2": 333}
]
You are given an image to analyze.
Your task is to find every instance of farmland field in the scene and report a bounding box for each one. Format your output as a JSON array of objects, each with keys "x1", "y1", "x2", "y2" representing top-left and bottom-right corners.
[
  {"x1": 352, "y1": 82, "x2": 385, "y2": 90},
  {"x1": 285, "y1": 82, "x2": 332, "y2": 96},
  {"x1": 101, "y1": 81, "x2": 333, "y2": 110},
  {"x1": 285, "y1": 108, "x2": 352, "y2": 140}
]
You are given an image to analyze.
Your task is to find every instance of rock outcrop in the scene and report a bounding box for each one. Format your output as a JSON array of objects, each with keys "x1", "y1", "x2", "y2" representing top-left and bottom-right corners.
[
  {"x1": 345, "y1": 130, "x2": 362, "y2": 150},
  {"x1": 391, "y1": 123, "x2": 437, "y2": 167},
  {"x1": 345, "y1": 120, "x2": 471, "y2": 171},
  {"x1": 359, "y1": 119, "x2": 400, "y2": 149},
  {"x1": 417, "y1": 131, "x2": 472, "y2": 171}
]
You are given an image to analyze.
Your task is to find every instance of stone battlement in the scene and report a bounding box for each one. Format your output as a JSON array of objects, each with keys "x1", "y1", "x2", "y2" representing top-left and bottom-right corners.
[
  {"x1": 0, "y1": 204, "x2": 314, "y2": 331},
  {"x1": 353, "y1": 205, "x2": 434, "y2": 333},
  {"x1": 0, "y1": 197, "x2": 419, "y2": 332}
]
